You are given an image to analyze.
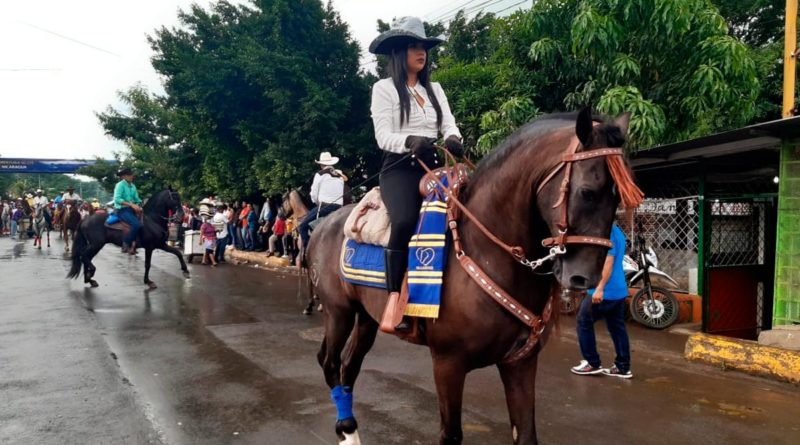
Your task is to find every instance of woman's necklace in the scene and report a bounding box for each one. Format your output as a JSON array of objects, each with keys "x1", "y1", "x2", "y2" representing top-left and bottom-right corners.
[{"x1": 407, "y1": 84, "x2": 426, "y2": 108}]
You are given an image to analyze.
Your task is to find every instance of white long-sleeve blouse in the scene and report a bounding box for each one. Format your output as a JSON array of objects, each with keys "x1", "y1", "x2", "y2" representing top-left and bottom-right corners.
[{"x1": 370, "y1": 78, "x2": 462, "y2": 154}]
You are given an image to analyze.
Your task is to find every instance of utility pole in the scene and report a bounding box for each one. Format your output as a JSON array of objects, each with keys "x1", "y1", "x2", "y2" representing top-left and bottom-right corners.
[{"x1": 783, "y1": 0, "x2": 798, "y2": 117}]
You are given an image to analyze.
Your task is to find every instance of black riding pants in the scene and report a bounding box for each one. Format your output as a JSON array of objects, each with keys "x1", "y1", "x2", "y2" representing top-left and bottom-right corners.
[{"x1": 379, "y1": 153, "x2": 426, "y2": 251}]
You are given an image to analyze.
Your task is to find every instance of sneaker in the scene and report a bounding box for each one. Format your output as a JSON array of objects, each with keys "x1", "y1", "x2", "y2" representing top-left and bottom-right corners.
[
  {"x1": 570, "y1": 360, "x2": 604, "y2": 375},
  {"x1": 602, "y1": 364, "x2": 633, "y2": 379}
]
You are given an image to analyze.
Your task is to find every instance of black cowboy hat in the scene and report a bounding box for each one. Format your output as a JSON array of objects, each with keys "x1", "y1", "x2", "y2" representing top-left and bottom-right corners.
[
  {"x1": 368, "y1": 16, "x2": 444, "y2": 55},
  {"x1": 117, "y1": 167, "x2": 134, "y2": 177}
]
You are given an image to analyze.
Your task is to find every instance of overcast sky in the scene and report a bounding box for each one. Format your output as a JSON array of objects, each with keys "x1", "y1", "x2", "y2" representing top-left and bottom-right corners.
[{"x1": 0, "y1": 0, "x2": 526, "y2": 161}]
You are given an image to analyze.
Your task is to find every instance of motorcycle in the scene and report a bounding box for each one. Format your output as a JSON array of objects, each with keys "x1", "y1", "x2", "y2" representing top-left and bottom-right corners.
[{"x1": 625, "y1": 223, "x2": 681, "y2": 329}]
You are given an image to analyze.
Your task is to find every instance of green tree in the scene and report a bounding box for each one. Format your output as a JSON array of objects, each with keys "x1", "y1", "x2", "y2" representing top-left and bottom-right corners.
[
  {"x1": 446, "y1": 0, "x2": 761, "y2": 153},
  {"x1": 714, "y1": 0, "x2": 787, "y2": 119},
  {"x1": 149, "y1": 0, "x2": 374, "y2": 198},
  {"x1": 95, "y1": 0, "x2": 375, "y2": 202}
]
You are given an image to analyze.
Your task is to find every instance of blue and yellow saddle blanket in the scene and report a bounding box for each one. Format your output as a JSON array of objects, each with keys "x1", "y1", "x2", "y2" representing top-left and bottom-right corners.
[{"x1": 340, "y1": 181, "x2": 450, "y2": 319}]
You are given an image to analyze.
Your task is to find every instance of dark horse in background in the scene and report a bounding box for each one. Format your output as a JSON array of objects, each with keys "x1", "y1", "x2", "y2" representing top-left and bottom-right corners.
[
  {"x1": 67, "y1": 189, "x2": 190, "y2": 289},
  {"x1": 307, "y1": 108, "x2": 642, "y2": 445}
]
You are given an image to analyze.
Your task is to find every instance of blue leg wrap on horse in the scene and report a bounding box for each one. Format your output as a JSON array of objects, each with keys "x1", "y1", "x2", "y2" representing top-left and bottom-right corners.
[{"x1": 331, "y1": 385, "x2": 354, "y2": 421}]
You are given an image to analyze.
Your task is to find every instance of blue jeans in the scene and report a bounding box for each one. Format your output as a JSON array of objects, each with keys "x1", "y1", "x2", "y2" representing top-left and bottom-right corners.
[
  {"x1": 227, "y1": 224, "x2": 237, "y2": 247},
  {"x1": 117, "y1": 208, "x2": 142, "y2": 246},
  {"x1": 10, "y1": 220, "x2": 17, "y2": 238},
  {"x1": 215, "y1": 237, "x2": 228, "y2": 262},
  {"x1": 576, "y1": 296, "x2": 631, "y2": 372},
  {"x1": 299, "y1": 204, "x2": 341, "y2": 248},
  {"x1": 247, "y1": 226, "x2": 257, "y2": 250}
]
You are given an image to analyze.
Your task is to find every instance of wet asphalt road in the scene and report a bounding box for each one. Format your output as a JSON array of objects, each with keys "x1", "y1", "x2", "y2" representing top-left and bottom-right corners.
[{"x1": 1, "y1": 235, "x2": 799, "y2": 445}]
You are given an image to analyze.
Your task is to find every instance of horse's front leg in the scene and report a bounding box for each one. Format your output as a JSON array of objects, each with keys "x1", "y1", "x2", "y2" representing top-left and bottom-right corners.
[
  {"x1": 144, "y1": 248, "x2": 157, "y2": 289},
  {"x1": 498, "y1": 354, "x2": 540, "y2": 445},
  {"x1": 158, "y1": 244, "x2": 190, "y2": 278},
  {"x1": 432, "y1": 356, "x2": 467, "y2": 445}
]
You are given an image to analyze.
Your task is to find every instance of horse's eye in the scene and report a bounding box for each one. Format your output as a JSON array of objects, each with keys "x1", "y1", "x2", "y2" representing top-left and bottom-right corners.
[{"x1": 580, "y1": 188, "x2": 597, "y2": 202}]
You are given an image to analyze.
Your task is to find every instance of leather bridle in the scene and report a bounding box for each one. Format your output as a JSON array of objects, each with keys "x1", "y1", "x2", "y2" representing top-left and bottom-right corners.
[
  {"x1": 537, "y1": 137, "x2": 620, "y2": 252},
  {"x1": 415, "y1": 137, "x2": 626, "y2": 363}
]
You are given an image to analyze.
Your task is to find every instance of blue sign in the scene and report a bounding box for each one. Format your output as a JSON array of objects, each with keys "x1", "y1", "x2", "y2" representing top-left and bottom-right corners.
[{"x1": 0, "y1": 158, "x2": 114, "y2": 174}]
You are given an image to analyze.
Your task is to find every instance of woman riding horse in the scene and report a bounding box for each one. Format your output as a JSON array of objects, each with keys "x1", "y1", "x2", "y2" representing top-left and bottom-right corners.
[{"x1": 370, "y1": 16, "x2": 464, "y2": 333}]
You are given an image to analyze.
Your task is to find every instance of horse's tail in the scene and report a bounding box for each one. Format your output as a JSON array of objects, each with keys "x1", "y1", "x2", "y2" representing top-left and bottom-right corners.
[{"x1": 66, "y1": 225, "x2": 86, "y2": 279}]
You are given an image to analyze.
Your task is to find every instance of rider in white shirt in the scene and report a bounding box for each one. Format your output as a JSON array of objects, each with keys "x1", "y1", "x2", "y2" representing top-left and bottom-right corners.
[
  {"x1": 62, "y1": 187, "x2": 81, "y2": 204},
  {"x1": 32, "y1": 189, "x2": 49, "y2": 208},
  {"x1": 297, "y1": 152, "x2": 345, "y2": 249}
]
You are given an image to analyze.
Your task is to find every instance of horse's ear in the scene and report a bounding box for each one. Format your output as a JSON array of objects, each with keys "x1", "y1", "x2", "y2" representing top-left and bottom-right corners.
[
  {"x1": 614, "y1": 112, "x2": 631, "y2": 136},
  {"x1": 576, "y1": 105, "x2": 594, "y2": 147}
]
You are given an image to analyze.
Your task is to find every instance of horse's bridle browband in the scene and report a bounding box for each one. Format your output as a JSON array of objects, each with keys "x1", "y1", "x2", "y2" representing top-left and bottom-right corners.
[
  {"x1": 417, "y1": 138, "x2": 624, "y2": 364},
  {"x1": 537, "y1": 139, "x2": 620, "y2": 251}
]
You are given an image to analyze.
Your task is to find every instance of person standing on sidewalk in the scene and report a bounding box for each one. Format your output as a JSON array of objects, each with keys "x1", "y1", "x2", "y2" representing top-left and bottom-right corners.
[
  {"x1": 570, "y1": 222, "x2": 633, "y2": 379},
  {"x1": 212, "y1": 205, "x2": 229, "y2": 263}
]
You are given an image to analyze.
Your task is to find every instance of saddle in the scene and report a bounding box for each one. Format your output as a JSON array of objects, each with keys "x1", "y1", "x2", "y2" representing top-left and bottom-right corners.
[{"x1": 343, "y1": 165, "x2": 470, "y2": 247}]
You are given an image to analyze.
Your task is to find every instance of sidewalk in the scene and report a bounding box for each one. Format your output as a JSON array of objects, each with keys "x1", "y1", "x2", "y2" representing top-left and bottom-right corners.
[{"x1": 225, "y1": 246, "x2": 294, "y2": 270}]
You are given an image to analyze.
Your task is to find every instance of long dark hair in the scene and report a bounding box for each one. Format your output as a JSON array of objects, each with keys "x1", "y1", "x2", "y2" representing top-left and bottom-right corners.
[{"x1": 387, "y1": 45, "x2": 443, "y2": 129}]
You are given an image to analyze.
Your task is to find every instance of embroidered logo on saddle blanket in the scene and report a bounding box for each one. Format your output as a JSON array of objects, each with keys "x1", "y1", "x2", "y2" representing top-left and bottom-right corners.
[{"x1": 339, "y1": 178, "x2": 450, "y2": 319}]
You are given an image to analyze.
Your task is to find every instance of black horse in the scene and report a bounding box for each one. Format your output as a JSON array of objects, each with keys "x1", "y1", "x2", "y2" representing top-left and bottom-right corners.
[{"x1": 67, "y1": 189, "x2": 190, "y2": 289}]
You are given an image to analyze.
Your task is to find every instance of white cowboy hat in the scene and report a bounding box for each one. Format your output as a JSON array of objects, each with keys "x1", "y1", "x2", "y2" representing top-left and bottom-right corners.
[
  {"x1": 26, "y1": 193, "x2": 33, "y2": 198},
  {"x1": 315, "y1": 152, "x2": 339, "y2": 166},
  {"x1": 369, "y1": 16, "x2": 444, "y2": 55},
  {"x1": 36, "y1": 189, "x2": 43, "y2": 193}
]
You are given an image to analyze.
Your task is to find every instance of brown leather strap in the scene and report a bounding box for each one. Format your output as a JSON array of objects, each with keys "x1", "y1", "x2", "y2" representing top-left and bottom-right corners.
[
  {"x1": 459, "y1": 253, "x2": 553, "y2": 364},
  {"x1": 563, "y1": 148, "x2": 623, "y2": 162},
  {"x1": 503, "y1": 296, "x2": 553, "y2": 364},
  {"x1": 541, "y1": 235, "x2": 613, "y2": 249},
  {"x1": 459, "y1": 254, "x2": 540, "y2": 327},
  {"x1": 350, "y1": 202, "x2": 378, "y2": 233},
  {"x1": 418, "y1": 155, "x2": 528, "y2": 261}
]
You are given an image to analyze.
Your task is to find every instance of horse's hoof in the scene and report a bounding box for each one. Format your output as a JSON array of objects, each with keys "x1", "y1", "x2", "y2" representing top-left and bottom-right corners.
[
  {"x1": 302, "y1": 308, "x2": 312, "y2": 316},
  {"x1": 182, "y1": 271, "x2": 191, "y2": 279},
  {"x1": 147, "y1": 282, "x2": 158, "y2": 290},
  {"x1": 89, "y1": 280, "x2": 99, "y2": 288},
  {"x1": 336, "y1": 418, "x2": 360, "y2": 445}
]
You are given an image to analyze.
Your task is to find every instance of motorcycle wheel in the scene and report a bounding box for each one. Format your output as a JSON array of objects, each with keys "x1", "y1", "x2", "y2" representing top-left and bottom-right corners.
[{"x1": 629, "y1": 286, "x2": 680, "y2": 329}]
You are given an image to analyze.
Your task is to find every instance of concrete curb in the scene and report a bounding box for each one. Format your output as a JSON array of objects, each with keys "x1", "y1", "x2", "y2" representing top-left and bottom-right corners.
[
  {"x1": 225, "y1": 248, "x2": 292, "y2": 269},
  {"x1": 684, "y1": 333, "x2": 800, "y2": 384}
]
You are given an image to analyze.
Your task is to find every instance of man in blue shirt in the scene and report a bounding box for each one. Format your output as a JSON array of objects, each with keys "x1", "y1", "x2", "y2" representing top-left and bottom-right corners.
[{"x1": 571, "y1": 222, "x2": 633, "y2": 378}]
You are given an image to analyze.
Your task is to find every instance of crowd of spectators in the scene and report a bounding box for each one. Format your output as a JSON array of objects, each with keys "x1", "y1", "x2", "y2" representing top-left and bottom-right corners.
[{"x1": 180, "y1": 196, "x2": 299, "y2": 265}]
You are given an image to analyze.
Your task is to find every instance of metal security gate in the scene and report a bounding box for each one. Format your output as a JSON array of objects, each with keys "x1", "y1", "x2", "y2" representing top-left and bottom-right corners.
[{"x1": 703, "y1": 198, "x2": 776, "y2": 339}]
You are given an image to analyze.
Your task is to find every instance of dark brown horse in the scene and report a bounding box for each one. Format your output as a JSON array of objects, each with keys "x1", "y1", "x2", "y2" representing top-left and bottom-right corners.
[
  {"x1": 307, "y1": 109, "x2": 641, "y2": 445},
  {"x1": 66, "y1": 189, "x2": 189, "y2": 289}
]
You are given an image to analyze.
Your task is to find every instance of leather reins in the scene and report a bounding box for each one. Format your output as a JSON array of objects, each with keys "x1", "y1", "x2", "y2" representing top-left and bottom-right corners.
[{"x1": 415, "y1": 137, "x2": 624, "y2": 363}]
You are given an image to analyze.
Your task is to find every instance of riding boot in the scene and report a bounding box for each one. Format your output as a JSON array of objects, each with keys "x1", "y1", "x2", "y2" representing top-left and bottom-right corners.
[{"x1": 379, "y1": 249, "x2": 410, "y2": 333}]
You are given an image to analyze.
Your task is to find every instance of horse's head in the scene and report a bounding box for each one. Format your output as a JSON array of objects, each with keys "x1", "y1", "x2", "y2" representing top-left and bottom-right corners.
[
  {"x1": 281, "y1": 190, "x2": 294, "y2": 217},
  {"x1": 536, "y1": 107, "x2": 640, "y2": 291},
  {"x1": 145, "y1": 188, "x2": 183, "y2": 222}
]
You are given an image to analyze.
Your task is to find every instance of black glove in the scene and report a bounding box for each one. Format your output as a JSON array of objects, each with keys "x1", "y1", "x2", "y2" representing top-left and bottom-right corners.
[
  {"x1": 405, "y1": 135, "x2": 438, "y2": 167},
  {"x1": 444, "y1": 135, "x2": 464, "y2": 157}
]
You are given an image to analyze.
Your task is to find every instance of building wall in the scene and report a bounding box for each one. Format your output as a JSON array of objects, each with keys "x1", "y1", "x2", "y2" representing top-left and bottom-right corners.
[{"x1": 774, "y1": 141, "x2": 800, "y2": 326}]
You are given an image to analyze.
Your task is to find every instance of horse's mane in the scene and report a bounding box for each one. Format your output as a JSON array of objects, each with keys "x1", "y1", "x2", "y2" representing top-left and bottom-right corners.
[
  {"x1": 471, "y1": 113, "x2": 585, "y2": 185},
  {"x1": 143, "y1": 189, "x2": 169, "y2": 215},
  {"x1": 467, "y1": 112, "x2": 642, "y2": 209}
]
